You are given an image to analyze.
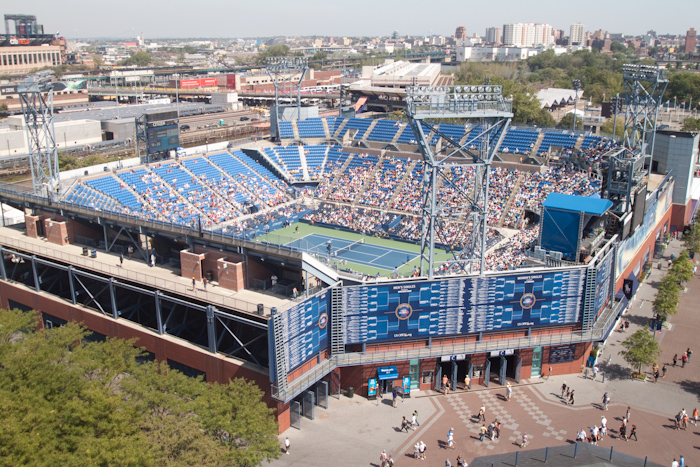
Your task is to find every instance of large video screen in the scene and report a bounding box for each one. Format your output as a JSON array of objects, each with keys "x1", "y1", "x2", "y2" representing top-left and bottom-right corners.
[
  {"x1": 282, "y1": 291, "x2": 330, "y2": 373},
  {"x1": 594, "y1": 249, "x2": 614, "y2": 318},
  {"x1": 343, "y1": 269, "x2": 587, "y2": 345},
  {"x1": 147, "y1": 125, "x2": 179, "y2": 152}
]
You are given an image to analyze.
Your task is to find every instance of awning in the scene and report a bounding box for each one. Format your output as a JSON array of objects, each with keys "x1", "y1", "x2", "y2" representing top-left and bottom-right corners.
[{"x1": 378, "y1": 366, "x2": 399, "y2": 380}]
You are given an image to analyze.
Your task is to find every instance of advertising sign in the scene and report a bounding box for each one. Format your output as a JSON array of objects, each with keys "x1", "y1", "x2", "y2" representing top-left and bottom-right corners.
[
  {"x1": 402, "y1": 377, "x2": 411, "y2": 396},
  {"x1": 368, "y1": 378, "x2": 378, "y2": 397},
  {"x1": 180, "y1": 78, "x2": 219, "y2": 88},
  {"x1": 594, "y1": 249, "x2": 614, "y2": 318},
  {"x1": 281, "y1": 291, "x2": 330, "y2": 373}
]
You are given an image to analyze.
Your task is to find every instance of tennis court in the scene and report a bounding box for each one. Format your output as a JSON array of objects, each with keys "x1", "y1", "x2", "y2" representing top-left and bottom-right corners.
[{"x1": 285, "y1": 232, "x2": 415, "y2": 271}]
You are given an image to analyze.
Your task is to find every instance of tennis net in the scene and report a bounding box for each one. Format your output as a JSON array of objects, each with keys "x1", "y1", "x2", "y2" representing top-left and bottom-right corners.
[{"x1": 334, "y1": 238, "x2": 365, "y2": 257}]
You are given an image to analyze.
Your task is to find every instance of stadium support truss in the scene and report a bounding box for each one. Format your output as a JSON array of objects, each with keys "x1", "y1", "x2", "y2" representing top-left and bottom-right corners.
[
  {"x1": 621, "y1": 64, "x2": 668, "y2": 166},
  {"x1": 405, "y1": 85, "x2": 513, "y2": 278},
  {"x1": 266, "y1": 57, "x2": 308, "y2": 141},
  {"x1": 17, "y1": 70, "x2": 60, "y2": 199}
]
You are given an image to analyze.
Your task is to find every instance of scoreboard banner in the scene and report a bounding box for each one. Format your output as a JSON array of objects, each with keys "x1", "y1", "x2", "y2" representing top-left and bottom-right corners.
[
  {"x1": 593, "y1": 248, "x2": 615, "y2": 318},
  {"x1": 281, "y1": 290, "x2": 330, "y2": 373},
  {"x1": 147, "y1": 125, "x2": 179, "y2": 152},
  {"x1": 343, "y1": 269, "x2": 587, "y2": 345}
]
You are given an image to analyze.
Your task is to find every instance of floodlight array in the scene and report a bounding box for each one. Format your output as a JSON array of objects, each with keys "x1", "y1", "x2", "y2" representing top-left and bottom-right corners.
[
  {"x1": 621, "y1": 64, "x2": 666, "y2": 81},
  {"x1": 407, "y1": 85, "x2": 504, "y2": 102},
  {"x1": 265, "y1": 57, "x2": 308, "y2": 69}
]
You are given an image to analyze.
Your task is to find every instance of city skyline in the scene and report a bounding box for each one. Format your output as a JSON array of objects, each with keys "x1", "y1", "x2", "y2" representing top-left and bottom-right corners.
[{"x1": 4, "y1": 0, "x2": 697, "y2": 40}]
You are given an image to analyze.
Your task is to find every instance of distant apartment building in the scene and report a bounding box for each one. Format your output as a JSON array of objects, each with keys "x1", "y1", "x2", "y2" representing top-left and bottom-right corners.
[
  {"x1": 485, "y1": 27, "x2": 501, "y2": 45},
  {"x1": 685, "y1": 28, "x2": 697, "y2": 53},
  {"x1": 592, "y1": 30, "x2": 607, "y2": 41},
  {"x1": 570, "y1": 23, "x2": 585, "y2": 45},
  {"x1": 455, "y1": 26, "x2": 467, "y2": 41},
  {"x1": 502, "y1": 23, "x2": 555, "y2": 47}
]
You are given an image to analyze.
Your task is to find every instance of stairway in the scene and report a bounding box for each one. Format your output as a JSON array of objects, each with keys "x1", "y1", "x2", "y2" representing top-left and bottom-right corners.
[
  {"x1": 354, "y1": 155, "x2": 384, "y2": 204},
  {"x1": 530, "y1": 132, "x2": 545, "y2": 156},
  {"x1": 298, "y1": 146, "x2": 310, "y2": 180},
  {"x1": 292, "y1": 121, "x2": 300, "y2": 140},
  {"x1": 497, "y1": 172, "x2": 525, "y2": 227},
  {"x1": 387, "y1": 160, "x2": 417, "y2": 206},
  {"x1": 322, "y1": 154, "x2": 354, "y2": 199}
]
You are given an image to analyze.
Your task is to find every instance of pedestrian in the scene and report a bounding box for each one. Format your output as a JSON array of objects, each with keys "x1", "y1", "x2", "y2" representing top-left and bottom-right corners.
[
  {"x1": 561, "y1": 382, "x2": 567, "y2": 398},
  {"x1": 413, "y1": 442, "x2": 420, "y2": 459},
  {"x1": 672, "y1": 459, "x2": 679, "y2": 467},
  {"x1": 412, "y1": 410, "x2": 420, "y2": 428},
  {"x1": 506, "y1": 382, "x2": 512, "y2": 401},
  {"x1": 445, "y1": 459, "x2": 452, "y2": 467},
  {"x1": 401, "y1": 416, "x2": 410, "y2": 432},
  {"x1": 675, "y1": 412, "x2": 682, "y2": 430},
  {"x1": 150, "y1": 252, "x2": 156, "y2": 267},
  {"x1": 292, "y1": 287, "x2": 297, "y2": 299},
  {"x1": 662, "y1": 364, "x2": 668, "y2": 378},
  {"x1": 479, "y1": 424, "x2": 487, "y2": 441},
  {"x1": 326, "y1": 241, "x2": 332, "y2": 255},
  {"x1": 392, "y1": 388, "x2": 397, "y2": 408},
  {"x1": 673, "y1": 354, "x2": 678, "y2": 366},
  {"x1": 682, "y1": 352, "x2": 688, "y2": 368},
  {"x1": 495, "y1": 420, "x2": 501, "y2": 439},
  {"x1": 119, "y1": 252, "x2": 124, "y2": 267},
  {"x1": 688, "y1": 348, "x2": 693, "y2": 362},
  {"x1": 626, "y1": 406, "x2": 631, "y2": 421},
  {"x1": 271, "y1": 274, "x2": 278, "y2": 288},
  {"x1": 603, "y1": 392, "x2": 610, "y2": 411},
  {"x1": 521, "y1": 433, "x2": 528, "y2": 448},
  {"x1": 464, "y1": 374, "x2": 470, "y2": 390},
  {"x1": 202, "y1": 276, "x2": 207, "y2": 290},
  {"x1": 388, "y1": 456, "x2": 394, "y2": 467},
  {"x1": 456, "y1": 454, "x2": 466, "y2": 467},
  {"x1": 570, "y1": 391, "x2": 575, "y2": 405},
  {"x1": 693, "y1": 408, "x2": 699, "y2": 426},
  {"x1": 654, "y1": 370, "x2": 659, "y2": 382},
  {"x1": 192, "y1": 276, "x2": 196, "y2": 290},
  {"x1": 566, "y1": 387, "x2": 572, "y2": 400},
  {"x1": 593, "y1": 365, "x2": 599, "y2": 380},
  {"x1": 479, "y1": 404, "x2": 486, "y2": 422},
  {"x1": 679, "y1": 455, "x2": 685, "y2": 467},
  {"x1": 601, "y1": 416, "x2": 607, "y2": 428},
  {"x1": 419, "y1": 441, "x2": 426, "y2": 460},
  {"x1": 285, "y1": 437, "x2": 290, "y2": 454},
  {"x1": 447, "y1": 428, "x2": 455, "y2": 449},
  {"x1": 624, "y1": 320, "x2": 629, "y2": 331},
  {"x1": 442, "y1": 374, "x2": 450, "y2": 394},
  {"x1": 619, "y1": 423, "x2": 626, "y2": 441},
  {"x1": 380, "y1": 449, "x2": 388, "y2": 467},
  {"x1": 629, "y1": 424, "x2": 637, "y2": 441}
]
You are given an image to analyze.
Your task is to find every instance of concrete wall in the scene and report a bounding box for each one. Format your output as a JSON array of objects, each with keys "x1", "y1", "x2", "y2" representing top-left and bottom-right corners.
[
  {"x1": 0, "y1": 117, "x2": 103, "y2": 157},
  {"x1": 654, "y1": 131, "x2": 699, "y2": 205}
]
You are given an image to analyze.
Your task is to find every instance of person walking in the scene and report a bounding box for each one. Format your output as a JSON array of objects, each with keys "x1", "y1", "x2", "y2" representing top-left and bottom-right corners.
[
  {"x1": 202, "y1": 276, "x2": 207, "y2": 290},
  {"x1": 412, "y1": 410, "x2": 420, "y2": 428},
  {"x1": 626, "y1": 406, "x2": 631, "y2": 422},
  {"x1": 662, "y1": 364, "x2": 668, "y2": 378},
  {"x1": 447, "y1": 428, "x2": 455, "y2": 449},
  {"x1": 569, "y1": 390, "x2": 575, "y2": 405},
  {"x1": 494, "y1": 420, "x2": 501, "y2": 439},
  {"x1": 687, "y1": 348, "x2": 693, "y2": 362},
  {"x1": 673, "y1": 354, "x2": 678, "y2": 367},
  {"x1": 682, "y1": 352, "x2": 688, "y2": 368},
  {"x1": 119, "y1": 252, "x2": 124, "y2": 267},
  {"x1": 603, "y1": 392, "x2": 610, "y2": 411},
  {"x1": 464, "y1": 374, "x2": 470, "y2": 391},
  {"x1": 392, "y1": 388, "x2": 398, "y2": 408},
  {"x1": 619, "y1": 423, "x2": 626, "y2": 441},
  {"x1": 479, "y1": 425, "x2": 487, "y2": 442},
  {"x1": 285, "y1": 437, "x2": 290, "y2": 454},
  {"x1": 388, "y1": 456, "x2": 394, "y2": 467},
  {"x1": 521, "y1": 433, "x2": 528, "y2": 448},
  {"x1": 506, "y1": 382, "x2": 512, "y2": 401},
  {"x1": 413, "y1": 443, "x2": 420, "y2": 459},
  {"x1": 593, "y1": 365, "x2": 599, "y2": 380},
  {"x1": 379, "y1": 449, "x2": 388, "y2": 467},
  {"x1": 419, "y1": 441, "x2": 426, "y2": 460},
  {"x1": 672, "y1": 459, "x2": 679, "y2": 467},
  {"x1": 442, "y1": 374, "x2": 450, "y2": 395},
  {"x1": 561, "y1": 382, "x2": 567, "y2": 398},
  {"x1": 692, "y1": 408, "x2": 699, "y2": 426},
  {"x1": 192, "y1": 276, "x2": 196, "y2": 290},
  {"x1": 679, "y1": 455, "x2": 685, "y2": 467},
  {"x1": 479, "y1": 404, "x2": 486, "y2": 422},
  {"x1": 401, "y1": 416, "x2": 410, "y2": 432},
  {"x1": 628, "y1": 424, "x2": 637, "y2": 441}
]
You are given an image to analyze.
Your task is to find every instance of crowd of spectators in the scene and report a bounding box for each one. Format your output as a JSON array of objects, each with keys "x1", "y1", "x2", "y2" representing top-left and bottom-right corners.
[{"x1": 304, "y1": 203, "x2": 399, "y2": 235}]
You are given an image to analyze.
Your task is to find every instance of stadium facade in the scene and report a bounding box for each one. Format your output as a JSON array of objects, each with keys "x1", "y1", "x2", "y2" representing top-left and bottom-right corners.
[{"x1": 0, "y1": 116, "x2": 693, "y2": 432}]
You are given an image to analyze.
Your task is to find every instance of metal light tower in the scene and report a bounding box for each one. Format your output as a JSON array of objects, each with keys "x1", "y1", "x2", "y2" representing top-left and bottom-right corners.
[
  {"x1": 621, "y1": 64, "x2": 668, "y2": 165},
  {"x1": 265, "y1": 57, "x2": 308, "y2": 141},
  {"x1": 405, "y1": 84, "x2": 513, "y2": 278},
  {"x1": 571, "y1": 79, "x2": 581, "y2": 131},
  {"x1": 17, "y1": 70, "x2": 61, "y2": 199}
]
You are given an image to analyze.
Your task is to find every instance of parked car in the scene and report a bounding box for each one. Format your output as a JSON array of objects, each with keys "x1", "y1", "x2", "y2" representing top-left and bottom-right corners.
[
  {"x1": 240, "y1": 116, "x2": 250, "y2": 121},
  {"x1": 180, "y1": 124, "x2": 190, "y2": 131}
]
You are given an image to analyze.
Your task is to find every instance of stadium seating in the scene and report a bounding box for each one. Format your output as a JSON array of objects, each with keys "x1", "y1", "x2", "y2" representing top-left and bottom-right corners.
[
  {"x1": 499, "y1": 129, "x2": 539, "y2": 154},
  {"x1": 207, "y1": 151, "x2": 286, "y2": 208},
  {"x1": 65, "y1": 182, "x2": 126, "y2": 214},
  {"x1": 338, "y1": 118, "x2": 373, "y2": 139},
  {"x1": 84, "y1": 175, "x2": 144, "y2": 213},
  {"x1": 367, "y1": 120, "x2": 401, "y2": 142},
  {"x1": 538, "y1": 132, "x2": 579, "y2": 154},
  {"x1": 296, "y1": 118, "x2": 326, "y2": 138},
  {"x1": 580, "y1": 135, "x2": 602, "y2": 150},
  {"x1": 303, "y1": 146, "x2": 328, "y2": 179},
  {"x1": 278, "y1": 121, "x2": 294, "y2": 139}
]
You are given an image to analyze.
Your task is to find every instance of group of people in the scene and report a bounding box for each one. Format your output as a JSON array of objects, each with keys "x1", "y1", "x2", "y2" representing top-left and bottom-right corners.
[{"x1": 561, "y1": 382, "x2": 576, "y2": 405}]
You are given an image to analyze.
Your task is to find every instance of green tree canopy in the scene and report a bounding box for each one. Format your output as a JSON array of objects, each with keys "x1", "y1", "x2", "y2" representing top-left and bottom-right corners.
[
  {"x1": 669, "y1": 250, "x2": 694, "y2": 285},
  {"x1": 681, "y1": 117, "x2": 700, "y2": 131},
  {"x1": 619, "y1": 329, "x2": 661, "y2": 374},
  {"x1": 119, "y1": 51, "x2": 152, "y2": 67},
  {"x1": 0, "y1": 309, "x2": 281, "y2": 467},
  {"x1": 254, "y1": 45, "x2": 291, "y2": 65},
  {"x1": 601, "y1": 116, "x2": 625, "y2": 137},
  {"x1": 557, "y1": 113, "x2": 583, "y2": 131},
  {"x1": 683, "y1": 222, "x2": 700, "y2": 254}
]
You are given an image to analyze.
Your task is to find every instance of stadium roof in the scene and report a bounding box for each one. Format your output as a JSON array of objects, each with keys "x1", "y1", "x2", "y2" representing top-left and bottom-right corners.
[
  {"x1": 543, "y1": 193, "x2": 612, "y2": 216},
  {"x1": 535, "y1": 87, "x2": 582, "y2": 109}
]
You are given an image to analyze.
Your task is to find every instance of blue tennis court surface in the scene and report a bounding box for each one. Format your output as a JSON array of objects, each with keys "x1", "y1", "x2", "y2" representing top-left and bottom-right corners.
[{"x1": 285, "y1": 233, "x2": 417, "y2": 271}]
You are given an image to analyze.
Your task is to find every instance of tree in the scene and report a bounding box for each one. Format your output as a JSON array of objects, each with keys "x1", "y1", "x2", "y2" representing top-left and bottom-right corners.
[
  {"x1": 669, "y1": 250, "x2": 694, "y2": 284},
  {"x1": 601, "y1": 116, "x2": 625, "y2": 137},
  {"x1": 683, "y1": 222, "x2": 700, "y2": 255},
  {"x1": 92, "y1": 54, "x2": 104, "y2": 69},
  {"x1": 312, "y1": 51, "x2": 327, "y2": 61},
  {"x1": 119, "y1": 51, "x2": 152, "y2": 67},
  {"x1": 619, "y1": 329, "x2": 661, "y2": 375},
  {"x1": 652, "y1": 278, "x2": 681, "y2": 321},
  {"x1": 557, "y1": 113, "x2": 583, "y2": 131},
  {"x1": 682, "y1": 117, "x2": 700, "y2": 131},
  {"x1": 0, "y1": 309, "x2": 281, "y2": 467},
  {"x1": 254, "y1": 45, "x2": 290, "y2": 65}
]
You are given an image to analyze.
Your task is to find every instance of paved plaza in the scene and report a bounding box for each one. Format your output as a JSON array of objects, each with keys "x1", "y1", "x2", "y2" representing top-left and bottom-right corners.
[{"x1": 267, "y1": 237, "x2": 700, "y2": 467}]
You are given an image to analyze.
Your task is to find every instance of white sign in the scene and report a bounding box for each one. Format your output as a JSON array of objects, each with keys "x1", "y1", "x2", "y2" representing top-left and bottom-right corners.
[
  {"x1": 489, "y1": 349, "x2": 514, "y2": 357},
  {"x1": 440, "y1": 354, "x2": 466, "y2": 362}
]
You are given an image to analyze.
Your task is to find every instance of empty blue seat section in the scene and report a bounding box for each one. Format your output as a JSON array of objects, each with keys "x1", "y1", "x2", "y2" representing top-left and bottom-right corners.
[
  {"x1": 329, "y1": 117, "x2": 345, "y2": 136},
  {"x1": 367, "y1": 120, "x2": 400, "y2": 142},
  {"x1": 338, "y1": 118, "x2": 372, "y2": 139},
  {"x1": 436, "y1": 124, "x2": 467, "y2": 144},
  {"x1": 304, "y1": 145, "x2": 327, "y2": 178},
  {"x1": 279, "y1": 121, "x2": 294, "y2": 139},
  {"x1": 499, "y1": 129, "x2": 539, "y2": 154},
  {"x1": 64, "y1": 183, "x2": 122, "y2": 213},
  {"x1": 538, "y1": 132, "x2": 578, "y2": 154},
  {"x1": 396, "y1": 124, "x2": 416, "y2": 143},
  {"x1": 207, "y1": 151, "x2": 283, "y2": 207},
  {"x1": 581, "y1": 135, "x2": 602, "y2": 150},
  {"x1": 84, "y1": 175, "x2": 143, "y2": 211},
  {"x1": 296, "y1": 118, "x2": 326, "y2": 138},
  {"x1": 264, "y1": 146, "x2": 304, "y2": 180}
]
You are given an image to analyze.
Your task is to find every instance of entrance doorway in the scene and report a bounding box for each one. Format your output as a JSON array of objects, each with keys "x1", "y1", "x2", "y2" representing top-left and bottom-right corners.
[
  {"x1": 436, "y1": 359, "x2": 471, "y2": 391},
  {"x1": 486, "y1": 354, "x2": 522, "y2": 385}
]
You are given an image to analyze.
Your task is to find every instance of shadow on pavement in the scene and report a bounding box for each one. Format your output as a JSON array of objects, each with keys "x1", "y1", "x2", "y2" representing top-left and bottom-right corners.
[
  {"x1": 677, "y1": 380, "x2": 700, "y2": 402},
  {"x1": 600, "y1": 363, "x2": 632, "y2": 380}
]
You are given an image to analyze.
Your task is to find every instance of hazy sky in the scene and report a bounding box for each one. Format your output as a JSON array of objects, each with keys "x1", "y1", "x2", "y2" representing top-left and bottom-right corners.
[{"x1": 6, "y1": 1, "x2": 697, "y2": 39}]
